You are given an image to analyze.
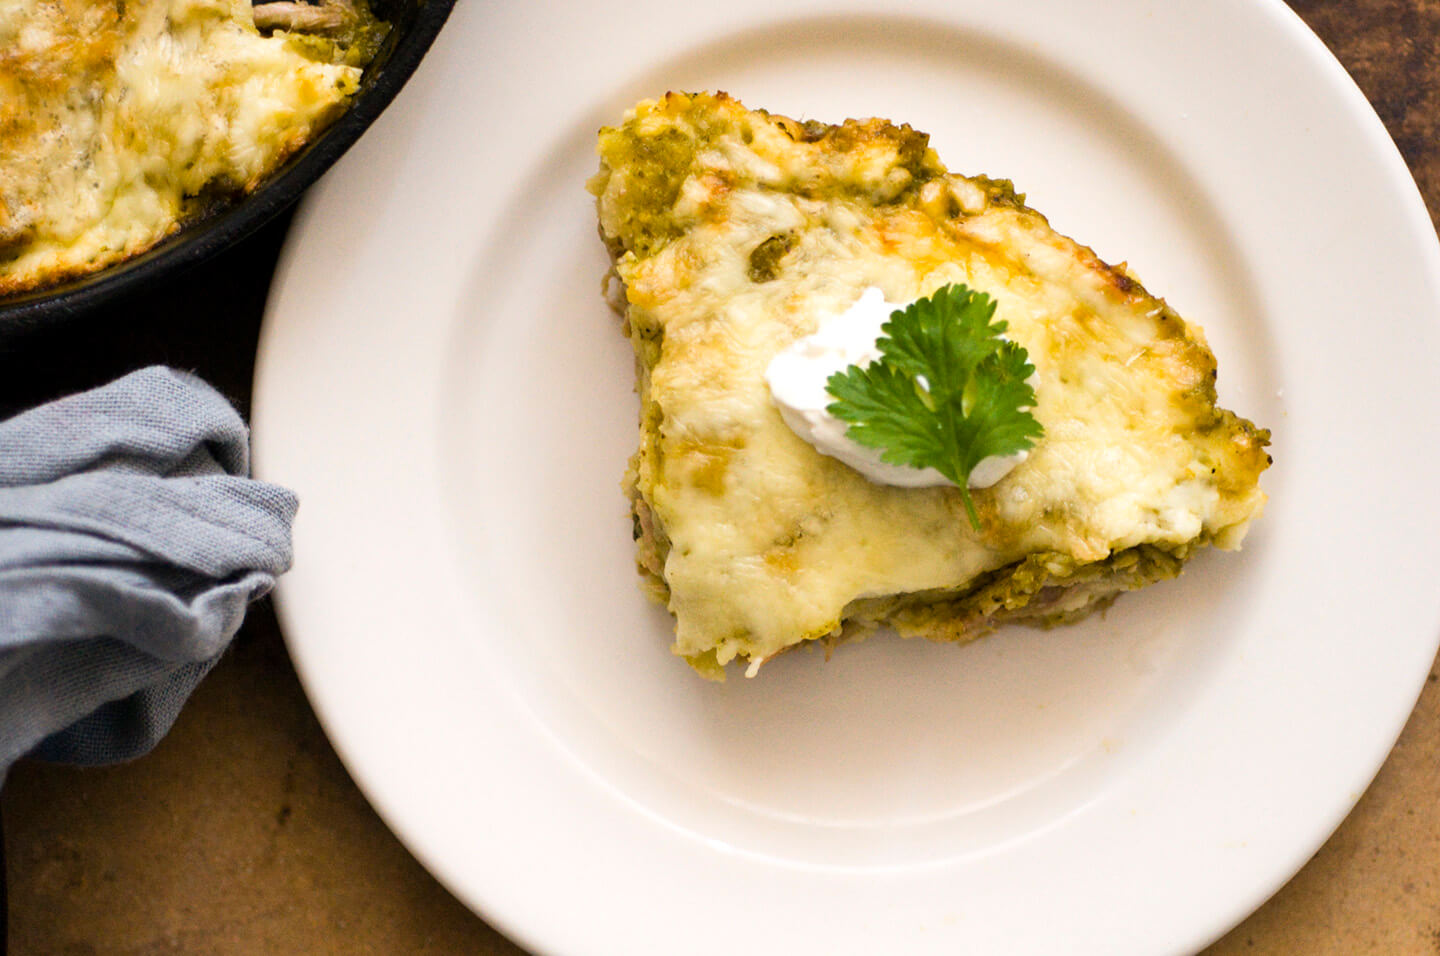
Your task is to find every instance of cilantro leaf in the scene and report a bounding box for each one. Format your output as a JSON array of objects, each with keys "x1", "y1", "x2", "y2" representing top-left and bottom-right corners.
[{"x1": 825, "y1": 283, "x2": 1043, "y2": 530}]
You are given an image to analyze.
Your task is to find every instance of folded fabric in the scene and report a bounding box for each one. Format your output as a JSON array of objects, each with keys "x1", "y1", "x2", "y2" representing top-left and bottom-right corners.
[{"x1": 0, "y1": 366, "x2": 297, "y2": 777}]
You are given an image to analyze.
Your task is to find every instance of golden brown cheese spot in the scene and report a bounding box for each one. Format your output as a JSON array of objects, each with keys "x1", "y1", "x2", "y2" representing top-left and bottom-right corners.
[
  {"x1": 763, "y1": 546, "x2": 800, "y2": 576},
  {"x1": 666, "y1": 434, "x2": 745, "y2": 497}
]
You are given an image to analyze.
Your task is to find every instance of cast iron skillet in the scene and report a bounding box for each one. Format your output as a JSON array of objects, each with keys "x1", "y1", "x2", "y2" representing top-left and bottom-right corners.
[{"x1": 0, "y1": 0, "x2": 455, "y2": 336}]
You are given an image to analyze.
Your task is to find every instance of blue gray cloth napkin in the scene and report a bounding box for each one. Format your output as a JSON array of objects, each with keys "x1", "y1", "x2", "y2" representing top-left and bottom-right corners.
[{"x1": 0, "y1": 366, "x2": 296, "y2": 777}]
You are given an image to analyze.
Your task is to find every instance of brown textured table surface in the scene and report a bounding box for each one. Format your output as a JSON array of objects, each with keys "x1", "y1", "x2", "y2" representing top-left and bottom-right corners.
[{"x1": 4, "y1": 2, "x2": 1439, "y2": 953}]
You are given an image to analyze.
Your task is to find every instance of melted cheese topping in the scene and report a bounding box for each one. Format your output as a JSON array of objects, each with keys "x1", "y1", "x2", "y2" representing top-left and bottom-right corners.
[
  {"x1": 593, "y1": 92, "x2": 1270, "y2": 675},
  {"x1": 0, "y1": 0, "x2": 363, "y2": 295}
]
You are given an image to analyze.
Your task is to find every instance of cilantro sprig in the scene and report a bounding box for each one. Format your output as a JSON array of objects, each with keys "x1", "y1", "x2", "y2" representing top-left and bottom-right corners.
[{"x1": 825, "y1": 283, "x2": 1043, "y2": 530}]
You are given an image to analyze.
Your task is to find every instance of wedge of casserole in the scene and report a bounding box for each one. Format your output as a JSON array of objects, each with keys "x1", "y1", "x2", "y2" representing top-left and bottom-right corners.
[{"x1": 591, "y1": 92, "x2": 1270, "y2": 679}]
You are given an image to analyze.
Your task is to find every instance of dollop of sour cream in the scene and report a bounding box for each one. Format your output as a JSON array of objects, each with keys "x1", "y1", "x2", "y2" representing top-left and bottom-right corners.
[{"x1": 764, "y1": 287, "x2": 1030, "y2": 489}]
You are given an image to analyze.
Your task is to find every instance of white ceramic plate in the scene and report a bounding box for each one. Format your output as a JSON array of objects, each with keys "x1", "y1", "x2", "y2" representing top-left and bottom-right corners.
[{"x1": 252, "y1": 1, "x2": 1440, "y2": 952}]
